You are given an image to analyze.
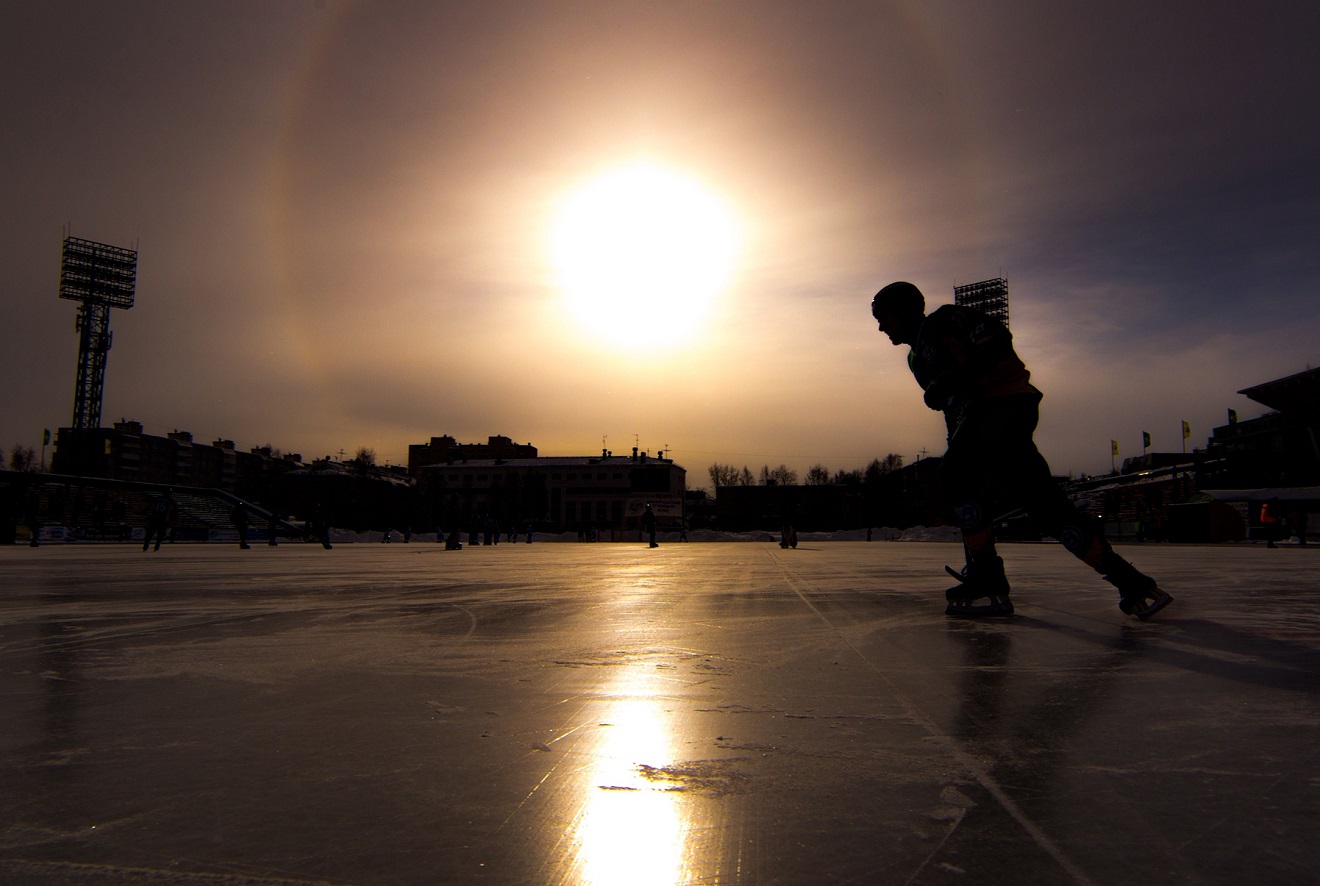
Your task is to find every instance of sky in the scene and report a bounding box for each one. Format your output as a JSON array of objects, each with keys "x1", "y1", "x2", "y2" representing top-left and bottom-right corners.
[{"x1": 3, "y1": 0, "x2": 1319, "y2": 489}]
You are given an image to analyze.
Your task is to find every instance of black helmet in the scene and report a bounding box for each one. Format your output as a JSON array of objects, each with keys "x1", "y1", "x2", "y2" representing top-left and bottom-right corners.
[{"x1": 870, "y1": 281, "x2": 924, "y2": 320}]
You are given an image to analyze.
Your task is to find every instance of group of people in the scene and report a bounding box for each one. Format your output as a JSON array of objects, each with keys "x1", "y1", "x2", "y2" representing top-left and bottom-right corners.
[{"x1": 225, "y1": 497, "x2": 332, "y2": 550}]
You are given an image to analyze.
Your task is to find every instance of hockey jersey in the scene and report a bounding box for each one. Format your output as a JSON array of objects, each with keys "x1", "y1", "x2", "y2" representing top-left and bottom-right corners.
[{"x1": 907, "y1": 305, "x2": 1039, "y2": 418}]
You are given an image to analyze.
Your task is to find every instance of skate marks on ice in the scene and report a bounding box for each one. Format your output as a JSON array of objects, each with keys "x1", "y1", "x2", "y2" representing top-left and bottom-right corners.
[
  {"x1": 765, "y1": 547, "x2": 1103, "y2": 886},
  {"x1": 3, "y1": 543, "x2": 1319, "y2": 884},
  {"x1": 767, "y1": 543, "x2": 1320, "y2": 884},
  {"x1": 483, "y1": 549, "x2": 984, "y2": 885},
  {"x1": 0, "y1": 857, "x2": 338, "y2": 885}
]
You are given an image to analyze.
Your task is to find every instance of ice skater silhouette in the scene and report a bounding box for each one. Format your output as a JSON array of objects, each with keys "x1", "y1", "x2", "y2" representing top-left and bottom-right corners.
[
  {"x1": 870, "y1": 281, "x2": 1172, "y2": 619},
  {"x1": 143, "y1": 489, "x2": 175, "y2": 552}
]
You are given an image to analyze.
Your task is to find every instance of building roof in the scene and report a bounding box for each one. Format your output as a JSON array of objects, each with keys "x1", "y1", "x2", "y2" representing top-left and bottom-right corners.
[
  {"x1": 419, "y1": 455, "x2": 682, "y2": 471},
  {"x1": 1238, "y1": 366, "x2": 1320, "y2": 414},
  {"x1": 1202, "y1": 486, "x2": 1320, "y2": 502}
]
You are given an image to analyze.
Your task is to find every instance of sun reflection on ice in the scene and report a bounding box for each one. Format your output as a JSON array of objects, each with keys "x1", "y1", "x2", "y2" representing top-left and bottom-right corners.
[{"x1": 575, "y1": 680, "x2": 689, "y2": 886}]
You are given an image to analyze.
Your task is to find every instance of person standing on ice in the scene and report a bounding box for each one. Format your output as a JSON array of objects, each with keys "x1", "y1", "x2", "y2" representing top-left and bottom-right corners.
[
  {"x1": 143, "y1": 488, "x2": 175, "y2": 552},
  {"x1": 641, "y1": 503, "x2": 658, "y2": 548},
  {"x1": 869, "y1": 281, "x2": 1172, "y2": 619},
  {"x1": 229, "y1": 501, "x2": 251, "y2": 549}
]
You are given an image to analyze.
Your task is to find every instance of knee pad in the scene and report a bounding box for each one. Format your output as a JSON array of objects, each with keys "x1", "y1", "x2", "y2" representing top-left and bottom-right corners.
[
  {"x1": 1058, "y1": 523, "x2": 1088, "y2": 555},
  {"x1": 1059, "y1": 518, "x2": 1107, "y2": 565},
  {"x1": 952, "y1": 501, "x2": 987, "y2": 532}
]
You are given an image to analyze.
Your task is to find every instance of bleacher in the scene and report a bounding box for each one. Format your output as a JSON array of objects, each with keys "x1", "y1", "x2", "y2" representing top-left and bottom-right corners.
[{"x1": 1, "y1": 470, "x2": 305, "y2": 543}]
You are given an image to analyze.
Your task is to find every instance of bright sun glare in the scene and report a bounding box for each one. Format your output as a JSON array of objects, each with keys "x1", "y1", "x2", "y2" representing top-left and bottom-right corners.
[{"x1": 550, "y1": 163, "x2": 740, "y2": 350}]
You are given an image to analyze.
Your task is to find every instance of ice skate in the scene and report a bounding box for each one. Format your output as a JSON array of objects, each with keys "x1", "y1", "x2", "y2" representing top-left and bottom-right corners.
[
  {"x1": 943, "y1": 557, "x2": 1014, "y2": 618},
  {"x1": 1101, "y1": 554, "x2": 1173, "y2": 620}
]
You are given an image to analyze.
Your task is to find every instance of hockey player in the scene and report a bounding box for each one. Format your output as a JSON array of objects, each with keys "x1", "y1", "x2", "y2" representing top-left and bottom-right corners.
[{"x1": 870, "y1": 281, "x2": 1172, "y2": 619}]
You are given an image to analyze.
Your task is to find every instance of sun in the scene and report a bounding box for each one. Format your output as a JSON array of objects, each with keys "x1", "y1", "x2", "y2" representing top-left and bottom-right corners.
[{"x1": 550, "y1": 163, "x2": 740, "y2": 350}]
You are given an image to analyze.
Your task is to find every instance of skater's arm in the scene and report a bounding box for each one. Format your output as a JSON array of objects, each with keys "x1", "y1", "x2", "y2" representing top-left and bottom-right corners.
[{"x1": 921, "y1": 310, "x2": 1020, "y2": 409}]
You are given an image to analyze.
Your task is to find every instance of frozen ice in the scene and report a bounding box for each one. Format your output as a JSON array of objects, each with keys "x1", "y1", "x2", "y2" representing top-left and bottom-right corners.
[{"x1": 1, "y1": 540, "x2": 1317, "y2": 884}]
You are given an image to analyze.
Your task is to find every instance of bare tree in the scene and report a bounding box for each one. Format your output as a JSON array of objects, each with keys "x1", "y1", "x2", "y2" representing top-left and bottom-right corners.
[
  {"x1": 353, "y1": 446, "x2": 378, "y2": 474},
  {"x1": 738, "y1": 466, "x2": 755, "y2": 486},
  {"x1": 762, "y1": 464, "x2": 797, "y2": 486},
  {"x1": 708, "y1": 463, "x2": 741, "y2": 489},
  {"x1": 832, "y1": 468, "x2": 864, "y2": 485},
  {"x1": 806, "y1": 464, "x2": 830, "y2": 485},
  {"x1": 864, "y1": 454, "x2": 905, "y2": 484},
  {"x1": 8, "y1": 444, "x2": 37, "y2": 472}
]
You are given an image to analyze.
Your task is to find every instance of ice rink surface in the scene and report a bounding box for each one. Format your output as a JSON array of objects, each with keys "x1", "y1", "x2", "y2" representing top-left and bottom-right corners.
[{"x1": 1, "y1": 540, "x2": 1317, "y2": 885}]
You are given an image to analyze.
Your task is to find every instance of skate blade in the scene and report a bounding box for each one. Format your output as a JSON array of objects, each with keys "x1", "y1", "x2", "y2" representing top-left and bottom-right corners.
[
  {"x1": 945, "y1": 598, "x2": 1015, "y2": 619},
  {"x1": 1127, "y1": 589, "x2": 1173, "y2": 621}
]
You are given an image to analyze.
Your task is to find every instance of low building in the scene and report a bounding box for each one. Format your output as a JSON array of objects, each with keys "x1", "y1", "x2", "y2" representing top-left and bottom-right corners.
[
  {"x1": 52, "y1": 420, "x2": 303, "y2": 502},
  {"x1": 416, "y1": 448, "x2": 685, "y2": 534},
  {"x1": 1208, "y1": 366, "x2": 1320, "y2": 487},
  {"x1": 408, "y1": 434, "x2": 537, "y2": 474},
  {"x1": 1068, "y1": 461, "x2": 1213, "y2": 542}
]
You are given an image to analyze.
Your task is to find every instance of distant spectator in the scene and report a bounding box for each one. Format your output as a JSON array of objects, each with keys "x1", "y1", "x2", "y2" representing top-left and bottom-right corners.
[
  {"x1": 1261, "y1": 499, "x2": 1282, "y2": 548},
  {"x1": 307, "y1": 504, "x2": 333, "y2": 550},
  {"x1": 25, "y1": 486, "x2": 41, "y2": 548},
  {"x1": 641, "y1": 504, "x2": 658, "y2": 548},
  {"x1": 230, "y1": 502, "x2": 251, "y2": 549},
  {"x1": 143, "y1": 489, "x2": 175, "y2": 552}
]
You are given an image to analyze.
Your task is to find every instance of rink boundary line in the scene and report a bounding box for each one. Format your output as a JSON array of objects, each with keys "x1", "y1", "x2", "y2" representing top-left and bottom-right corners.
[{"x1": 765, "y1": 548, "x2": 1100, "y2": 886}]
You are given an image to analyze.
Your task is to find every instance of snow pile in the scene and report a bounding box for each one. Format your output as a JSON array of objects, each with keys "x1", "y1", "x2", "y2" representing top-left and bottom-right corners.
[
  {"x1": 791, "y1": 526, "x2": 959, "y2": 543},
  {"x1": 310, "y1": 526, "x2": 959, "y2": 544},
  {"x1": 679, "y1": 529, "x2": 776, "y2": 543},
  {"x1": 895, "y1": 525, "x2": 961, "y2": 542}
]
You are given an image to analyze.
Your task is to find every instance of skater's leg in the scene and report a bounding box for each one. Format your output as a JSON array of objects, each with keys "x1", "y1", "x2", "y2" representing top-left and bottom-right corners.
[
  {"x1": 940, "y1": 421, "x2": 1013, "y2": 617},
  {"x1": 1010, "y1": 411, "x2": 1173, "y2": 619}
]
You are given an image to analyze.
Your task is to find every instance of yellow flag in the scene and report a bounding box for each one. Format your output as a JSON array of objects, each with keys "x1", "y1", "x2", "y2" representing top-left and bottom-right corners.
[
  {"x1": 1182, "y1": 421, "x2": 1191, "y2": 440},
  {"x1": 1111, "y1": 439, "x2": 1119, "y2": 456}
]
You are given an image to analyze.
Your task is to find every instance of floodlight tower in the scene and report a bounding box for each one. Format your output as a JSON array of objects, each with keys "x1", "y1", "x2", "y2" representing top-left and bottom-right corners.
[
  {"x1": 59, "y1": 236, "x2": 138, "y2": 429},
  {"x1": 953, "y1": 277, "x2": 1009, "y2": 328}
]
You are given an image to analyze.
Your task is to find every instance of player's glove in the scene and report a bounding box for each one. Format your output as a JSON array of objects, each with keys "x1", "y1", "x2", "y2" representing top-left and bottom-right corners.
[{"x1": 923, "y1": 373, "x2": 956, "y2": 411}]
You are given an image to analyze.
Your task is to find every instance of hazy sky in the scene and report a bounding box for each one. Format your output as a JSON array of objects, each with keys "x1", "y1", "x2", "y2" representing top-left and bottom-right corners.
[{"x1": 4, "y1": 0, "x2": 1318, "y2": 487}]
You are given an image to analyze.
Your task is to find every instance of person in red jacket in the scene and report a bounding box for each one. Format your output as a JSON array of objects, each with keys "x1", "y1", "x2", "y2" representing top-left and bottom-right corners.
[
  {"x1": 870, "y1": 281, "x2": 1172, "y2": 619},
  {"x1": 1260, "y1": 499, "x2": 1282, "y2": 548}
]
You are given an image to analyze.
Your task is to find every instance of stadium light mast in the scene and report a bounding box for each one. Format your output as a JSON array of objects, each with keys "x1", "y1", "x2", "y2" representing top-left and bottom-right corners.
[
  {"x1": 59, "y1": 236, "x2": 138, "y2": 429},
  {"x1": 953, "y1": 276, "x2": 1009, "y2": 328}
]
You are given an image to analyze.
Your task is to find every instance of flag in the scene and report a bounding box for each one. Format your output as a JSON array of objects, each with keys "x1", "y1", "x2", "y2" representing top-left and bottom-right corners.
[
  {"x1": 1182, "y1": 420, "x2": 1191, "y2": 440},
  {"x1": 1228, "y1": 409, "x2": 1238, "y2": 425},
  {"x1": 1142, "y1": 431, "x2": 1151, "y2": 449},
  {"x1": 42, "y1": 428, "x2": 50, "y2": 445},
  {"x1": 1111, "y1": 440, "x2": 1119, "y2": 456}
]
